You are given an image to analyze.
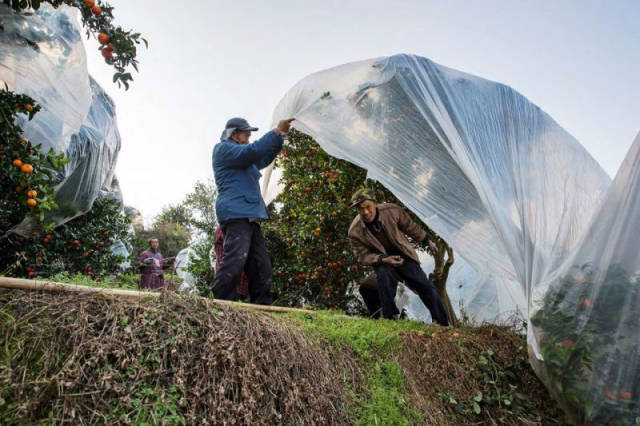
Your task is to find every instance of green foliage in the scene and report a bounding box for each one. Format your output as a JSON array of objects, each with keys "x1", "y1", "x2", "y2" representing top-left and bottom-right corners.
[
  {"x1": 3, "y1": 0, "x2": 147, "y2": 89},
  {"x1": 132, "y1": 222, "x2": 191, "y2": 259},
  {"x1": 124, "y1": 385, "x2": 186, "y2": 425},
  {"x1": 264, "y1": 129, "x2": 437, "y2": 311},
  {"x1": 50, "y1": 271, "x2": 139, "y2": 290},
  {"x1": 290, "y1": 310, "x2": 430, "y2": 359},
  {"x1": 183, "y1": 180, "x2": 217, "y2": 236},
  {"x1": 356, "y1": 359, "x2": 422, "y2": 426},
  {"x1": 0, "y1": 88, "x2": 68, "y2": 234},
  {"x1": 185, "y1": 237, "x2": 214, "y2": 297},
  {"x1": 290, "y1": 311, "x2": 428, "y2": 425},
  {"x1": 439, "y1": 347, "x2": 537, "y2": 421},
  {"x1": 0, "y1": 197, "x2": 132, "y2": 278},
  {"x1": 154, "y1": 203, "x2": 193, "y2": 229},
  {"x1": 530, "y1": 264, "x2": 640, "y2": 424}
]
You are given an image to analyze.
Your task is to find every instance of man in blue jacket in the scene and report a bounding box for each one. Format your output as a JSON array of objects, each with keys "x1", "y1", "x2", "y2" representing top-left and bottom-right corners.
[{"x1": 212, "y1": 117, "x2": 294, "y2": 304}]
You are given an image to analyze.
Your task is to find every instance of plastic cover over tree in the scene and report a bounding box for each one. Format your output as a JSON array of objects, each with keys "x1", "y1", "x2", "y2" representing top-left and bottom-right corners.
[
  {"x1": 267, "y1": 54, "x2": 639, "y2": 422},
  {"x1": 1, "y1": 4, "x2": 125, "y2": 232}
]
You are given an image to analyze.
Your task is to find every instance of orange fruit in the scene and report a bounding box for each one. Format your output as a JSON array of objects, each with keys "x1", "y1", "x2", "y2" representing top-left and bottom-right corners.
[
  {"x1": 19, "y1": 137, "x2": 28, "y2": 143},
  {"x1": 84, "y1": 0, "x2": 95, "y2": 7},
  {"x1": 21, "y1": 164, "x2": 33, "y2": 174},
  {"x1": 24, "y1": 104, "x2": 33, "y2": 112},
  {"x1": 15, "y1": 185, "x2": 24, "y2": 192},
  {"x1": 453, "y1": 332, "x2": 460, "y2": 338},
  {"x1": 82, "y1": 252, "x2": 89, "y2": 257},
  {"x1": 619, "y1": 391, "x2": 632, "y2": 399},
  {"x1": 43, "y1": 237, "x2": 50, "y2": 243},
  {"x1": 92, "y1": 5, "x2": 102, "y2": 15},
  {"x1": 27, "y1": 198, "x2": 37, "y2": 207},
  {"x1": 28, "y1": 271, "x2": 35, "y2": 278},
  {"x1": 101, "y1": 48, "x2": 113, "y2": 58},
  {"x1": 27, "y1": 190, "x2": 37, "y2": 198},
  {"x1": 603, "y1": 389, "x2": 617, "y2": 400},
  {"x1": 98, "y1": 32, "x2": 110, "y2": 44},
  {"x1": 12, "y1": 159, "x2": 23, "y2": 168}
]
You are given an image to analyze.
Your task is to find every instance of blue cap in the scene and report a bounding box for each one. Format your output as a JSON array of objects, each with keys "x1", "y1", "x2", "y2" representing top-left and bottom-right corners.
[{"x1": 225, "y1": 117, "x2": 258, "y2": 132}]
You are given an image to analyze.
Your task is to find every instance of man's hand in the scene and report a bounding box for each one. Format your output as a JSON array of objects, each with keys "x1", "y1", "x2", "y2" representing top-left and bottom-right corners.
[
  {"x1": 274, "y1": 118, "x2": 295, "y2": 135},
  {"x1": 428, "y1": 240, "x2": 437, "y2": 254},
  {"x1": 382, "y1": 255, "x2": 404, "y2": 267}
]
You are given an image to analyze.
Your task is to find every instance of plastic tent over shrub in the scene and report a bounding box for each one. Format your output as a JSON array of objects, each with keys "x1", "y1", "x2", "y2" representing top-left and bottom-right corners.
[
  {"x1": 0, "y1": 4, "x2": 123, "y2": 231},
  {"x1": 268, "y1": 54, "x2": 639, "y2": 423}
]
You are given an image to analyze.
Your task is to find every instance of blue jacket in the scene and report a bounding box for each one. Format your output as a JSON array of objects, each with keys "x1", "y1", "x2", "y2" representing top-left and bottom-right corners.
[{"x1": 212, "y1": 130, "x2": 283, "y2": 223}]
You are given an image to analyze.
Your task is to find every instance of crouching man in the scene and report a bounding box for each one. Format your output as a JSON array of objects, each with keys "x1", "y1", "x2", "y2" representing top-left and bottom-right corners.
[{"x1": 347, "y1": 188, "x2": 449, "y2": 325}]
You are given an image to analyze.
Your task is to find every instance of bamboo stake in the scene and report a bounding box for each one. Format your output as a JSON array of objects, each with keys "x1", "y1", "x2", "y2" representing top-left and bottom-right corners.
[{"x1": 0, "y1": 276, "x2": 315, "y2": 315}]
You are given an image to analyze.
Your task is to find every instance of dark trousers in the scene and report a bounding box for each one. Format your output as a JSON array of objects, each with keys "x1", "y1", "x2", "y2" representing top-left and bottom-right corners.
[
  {"x1": 374, "y1": 260, "x2": 449, "y2": 326},
  {"x1": 359, "y1": 282, "x2": 381, "y2": 319},
  {"x1": 213, "y1": 220, "x2": 273, "y2": 304}
]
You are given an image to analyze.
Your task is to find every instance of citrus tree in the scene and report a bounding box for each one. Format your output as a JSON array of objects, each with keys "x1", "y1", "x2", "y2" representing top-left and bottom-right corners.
[
  {"x1": 4, "y1": 0, "x2": 147, "y2": 89},
  {"x1": 0, "y1": 89, "x2": 68, "y2": 235},
  {"x1": 0, "y1": 197, "x2": 131, "y2": 278},
  {"x1": 264, "y1": 130, "x2": 457, "y2": 321}
]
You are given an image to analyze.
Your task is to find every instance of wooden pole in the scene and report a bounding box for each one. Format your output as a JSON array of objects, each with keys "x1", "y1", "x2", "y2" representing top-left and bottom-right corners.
[{"x1": 0, "y1": 276, "x2": 315, "y2": 315}]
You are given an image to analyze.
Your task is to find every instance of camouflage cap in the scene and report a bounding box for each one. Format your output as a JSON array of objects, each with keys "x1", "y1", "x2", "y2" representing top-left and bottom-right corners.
[{"x1": 350, "y1": 188, "x2": 377, "y2": 207}]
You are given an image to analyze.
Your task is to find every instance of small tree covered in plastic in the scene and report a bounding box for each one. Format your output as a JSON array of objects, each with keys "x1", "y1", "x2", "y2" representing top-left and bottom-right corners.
[{"x1": 265, "y1": 129, "x2": 456, "y2": 319}]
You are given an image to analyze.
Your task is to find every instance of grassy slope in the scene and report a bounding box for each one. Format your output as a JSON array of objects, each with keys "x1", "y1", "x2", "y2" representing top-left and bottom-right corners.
[{"x1": 0, "y1": 283, "x2": 567, "y2": 425}]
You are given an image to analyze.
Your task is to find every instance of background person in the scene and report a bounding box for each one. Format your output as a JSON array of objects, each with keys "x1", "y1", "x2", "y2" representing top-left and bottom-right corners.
[{"x1": 136, "y1": 238, "x2": 175, "y2": 291}]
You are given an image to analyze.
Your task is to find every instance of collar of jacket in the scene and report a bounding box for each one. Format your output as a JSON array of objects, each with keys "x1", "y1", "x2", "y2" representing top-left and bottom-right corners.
[{"x1": 355, "y1": 213, "x2": 387, "y2": 254}]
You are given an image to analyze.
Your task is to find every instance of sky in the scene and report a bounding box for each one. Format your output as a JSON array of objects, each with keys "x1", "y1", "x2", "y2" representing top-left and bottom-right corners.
[{"x1": 84, "y1": 0, "x2": 640, "y2": 223}]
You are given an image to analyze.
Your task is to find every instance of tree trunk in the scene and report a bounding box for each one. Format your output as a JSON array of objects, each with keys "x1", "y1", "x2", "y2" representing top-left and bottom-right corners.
[{"x1": 430, "y1": 239, "x2": 458, "y2": 327}]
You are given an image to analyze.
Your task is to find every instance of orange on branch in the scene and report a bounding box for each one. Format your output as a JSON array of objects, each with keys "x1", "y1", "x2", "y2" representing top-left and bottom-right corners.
[
  {"x1": 12, "y1": 159, "x2": 23, "y2": 168},
  {"x1": 98, "y1": 32, "x2": 110, "y2": 44},
  {"x1": 102, "y1": 48, "x2": 113, "y2": 58},
  {"x1": 27, "y1": 198, "x2": 37, "y2": 207},
  {"x1": 21, "y1": 164, "x2": 33, "y2": 174}
]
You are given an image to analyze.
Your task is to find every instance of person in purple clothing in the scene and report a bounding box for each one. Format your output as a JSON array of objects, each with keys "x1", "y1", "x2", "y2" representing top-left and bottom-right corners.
[{"x1": 136, "y1": 238, "x2": 175, "y2": 291}]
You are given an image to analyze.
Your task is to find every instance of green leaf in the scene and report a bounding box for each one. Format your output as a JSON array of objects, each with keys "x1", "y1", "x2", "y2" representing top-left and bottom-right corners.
[
  {"x1": 473, "y1": 391, "x2": 483, "y2": 402},
  {"x1": 472, "y1": 402, "x2": 481, "y2": 415}
]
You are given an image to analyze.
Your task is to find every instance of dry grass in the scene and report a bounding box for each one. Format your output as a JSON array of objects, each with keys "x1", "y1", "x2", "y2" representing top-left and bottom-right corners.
[
  {"x1": 0, "y1": 290, "x2": 566, "y2": 425},
  {"x1": 0, "y1": 290, "x2": 358, "y2": 425}
]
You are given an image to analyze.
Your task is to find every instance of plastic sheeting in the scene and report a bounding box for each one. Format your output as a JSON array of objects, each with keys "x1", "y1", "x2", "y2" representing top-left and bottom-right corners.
[
  {"x1": 267, "y1": 54, "x2": 637, "y2": 422},
  {"x1": 529, "y1": 132, "x2": 640, "y2": 424},
  {"x1": 175, "y1": 246, "x2": 197, "y2": 293},
  {"x1": 398, "y1": 253, "x2": 526, "y2": 325},
  {"x1": 1, "y1": 4, "x2": 123, "y2": 230},
  {"x1": 0, "y1": 4, "x2": 91, "y2": 158}
]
